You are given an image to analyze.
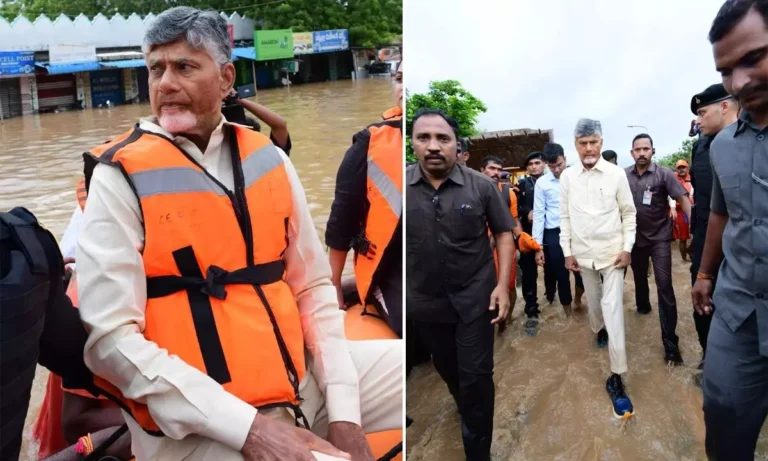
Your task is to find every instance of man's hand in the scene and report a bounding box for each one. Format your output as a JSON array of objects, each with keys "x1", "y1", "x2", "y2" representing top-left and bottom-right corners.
[
  {"x1": 241, "y1": 413, "x2": 351, "y2": 461},
  {"x1": 528, "y1": 211, "x2": 533, "y2": 222},
  {"x1": 63, "y1": 257, "x2": 75, "y2": 276},
  {"x1": 327, "y1": 422, "x2": 374, "y2": 461},
  {"x1": 613, "y1": 251, "x2": 631, "y2": 269},
  {"x1": 535, "y1": 250, "x2": 545, "y2": 267},
  {"x1": 565, "y1": 256, "x2": 581, "y2": 272},
  {"x1": 692, "y1": 279, "x2": 714, "y2": 316},
  {"x1": 670, "y1": 207, "x2": 678, "y2": 221},
  {"x1": 335, "y1": 285, "x2": 346, "y2": 311},
  {"x1": 490, "y1": 284, "x2": 511, "y2": 324}
]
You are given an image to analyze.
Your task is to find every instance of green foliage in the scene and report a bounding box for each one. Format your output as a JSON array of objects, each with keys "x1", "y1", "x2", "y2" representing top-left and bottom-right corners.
[
  {"x1": 405, "y1": 80, "x2": 488, "y2": 163},
  {"x1": 657, "y1": 138, "x2": 695, "y2": 169},
  {"x1": 0, "y1": 0, "x2": 402, "y2": 47}
]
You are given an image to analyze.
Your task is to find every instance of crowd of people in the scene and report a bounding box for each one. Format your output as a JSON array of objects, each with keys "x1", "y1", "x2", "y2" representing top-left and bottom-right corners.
[
  {"x1": 1, "y1": 6, "x2": 404, "y2": 461},
  {"x1": 406, "y1": 1, "x2": 767, "y2": 460}
]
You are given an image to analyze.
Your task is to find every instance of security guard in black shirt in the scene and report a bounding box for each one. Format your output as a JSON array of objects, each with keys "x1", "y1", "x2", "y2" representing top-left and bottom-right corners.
[
  {"x1": 689, "y1": 83, "x2": 739, "y2": 366},
  {"x1": 516, "y1": 151, "x2": 549, "y2": 317}
]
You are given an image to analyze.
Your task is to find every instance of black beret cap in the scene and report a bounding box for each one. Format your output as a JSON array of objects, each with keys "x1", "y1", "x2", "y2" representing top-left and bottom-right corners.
[
  {"x1": 525, "y1": 151, "x2": 543, "y2": 165},
  {"x1": 691, "y1": 84, "x2": 731, "y2": 115}
]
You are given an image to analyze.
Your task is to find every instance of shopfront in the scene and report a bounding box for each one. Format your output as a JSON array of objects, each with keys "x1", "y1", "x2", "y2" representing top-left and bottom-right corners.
[{"x1": 0, "y1": 51, "x2": 35, "y2": 118}]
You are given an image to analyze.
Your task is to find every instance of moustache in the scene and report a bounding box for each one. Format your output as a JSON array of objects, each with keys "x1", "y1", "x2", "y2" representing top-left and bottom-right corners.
[
  {"x1": 425, "y1": 153, "x2": 445, "y2": 161},
  {"x1": 734, "y1": 82, "x2": 768, "y2": 103}
]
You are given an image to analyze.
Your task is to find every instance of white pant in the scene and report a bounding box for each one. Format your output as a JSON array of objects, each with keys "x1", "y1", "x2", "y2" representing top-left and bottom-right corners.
[
  {"x1": 579, "y1": 265, "x2": 628, "y2": 375},
  {"x1": 127, "y1": 339, "x2": 403, "y2": 460}
]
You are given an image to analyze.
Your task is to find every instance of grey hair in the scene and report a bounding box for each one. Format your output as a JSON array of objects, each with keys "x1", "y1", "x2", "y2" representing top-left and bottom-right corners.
[
  {"x1": 574, "y1": 118, "x2": 602, "y2": 138},
  {"x1": 143, "y1": 7, "x2": 231, "y2": 66}
]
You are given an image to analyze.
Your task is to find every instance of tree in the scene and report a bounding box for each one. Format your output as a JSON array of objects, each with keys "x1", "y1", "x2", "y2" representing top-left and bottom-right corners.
[
  {"x1": 0, "y1": 0, "x2": 403, "y2": 47},
  {"x1": 405, "y1": 80, "x2": 487, "y2": 163},
  {"x1": 657, "y1": 138, "x2": 695, "y2": 169}
]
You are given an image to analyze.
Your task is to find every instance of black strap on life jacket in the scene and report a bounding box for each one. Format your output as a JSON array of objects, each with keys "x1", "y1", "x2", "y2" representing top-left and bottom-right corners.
[
  {"x1": 144, "y1": 246, "x2": 309, "y2": 428},
  {"x1": 145, "y1": 246, "x2": 285, "y2": 386}
]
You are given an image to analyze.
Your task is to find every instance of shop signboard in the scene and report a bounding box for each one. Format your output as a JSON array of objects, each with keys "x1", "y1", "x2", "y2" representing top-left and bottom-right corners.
[
  {"x1": 254, "y1": 29, "x2": 294, "y2": 61},
  {"x1": 90, "y1": 69, "x2": 123, "y2": 107},
  {"x1": 0, "y1": 51, "x2": 35, "y2": 76},
  {"x1": 293, "y1": 32, "x2": 314, "y2": 55},
  {"x1": 312, "y1": 29, "x2": 349, "y2": 53},
  {"x1": 50, "y1": 44, "x2": 97, "y2": 65}
]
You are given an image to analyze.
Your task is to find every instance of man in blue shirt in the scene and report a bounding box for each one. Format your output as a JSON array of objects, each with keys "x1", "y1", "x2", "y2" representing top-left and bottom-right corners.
[{"x1": 533, "y1": 143, "x2": 584, "y2": 317}]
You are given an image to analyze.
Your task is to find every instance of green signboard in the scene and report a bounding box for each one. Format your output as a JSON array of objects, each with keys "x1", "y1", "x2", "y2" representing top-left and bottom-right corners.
[{"x1": 254, "y1": 29, "x2": 294, "y2": 61}]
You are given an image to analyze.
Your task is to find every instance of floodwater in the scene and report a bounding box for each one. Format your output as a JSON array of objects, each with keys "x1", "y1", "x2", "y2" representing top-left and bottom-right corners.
[
  {"x1": 0, "y1": 77, "x2": 397, "y2": 461},
  {"x1": 406, "y1": 252, "x2": 768, "y2": 461}
]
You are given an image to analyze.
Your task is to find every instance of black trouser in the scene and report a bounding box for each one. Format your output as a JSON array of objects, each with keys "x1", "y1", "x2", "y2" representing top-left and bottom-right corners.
[
  {"x1": 542, "y1": 228, "x2": 583, "y2": 306},
  {"x1": 406, "y1": 316, "x2": 430, "y2": 377},
  {"x1": 631, "y1": 241, "x2": 679, "y2": 352},
  {"x1": 415, "y1": 311, "x2": 495, "y2": 461},
  {"x1": 690, "y1": 223, "x2": 715, "y2": 358},
  {"x1": 544, "y1": 259, "x2": 557, "y2": 302},
  {"x1": 519, "y1": 250, "x2": 540, "y2": 317},
  {"x1": 703, "y1": 312, "x2": 768, "y2": 461}
]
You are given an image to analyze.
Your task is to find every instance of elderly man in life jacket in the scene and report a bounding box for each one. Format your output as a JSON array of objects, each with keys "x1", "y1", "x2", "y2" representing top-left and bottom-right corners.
[{"x1": 75, "y1": 7, "x2": 402, "y2": 461}]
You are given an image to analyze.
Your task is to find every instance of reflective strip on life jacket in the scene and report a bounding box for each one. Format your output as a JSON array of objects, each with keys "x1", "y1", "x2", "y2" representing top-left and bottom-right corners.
[
  {"x1": 127, "y1": 143, "x2": 284, "y2": 200},
  {"x1": 82, "y1": 124, "x2": 306, "y2": 435},
  {"x1": 354, "y1": 110, "x2": 402, "y2": 302}
]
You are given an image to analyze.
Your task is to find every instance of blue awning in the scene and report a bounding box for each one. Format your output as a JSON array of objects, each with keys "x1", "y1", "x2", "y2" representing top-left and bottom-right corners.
[
  {"x1": 232, "y1": 47, "x2": 256, "y2": 61},
  {"x1": 35, "y1": 61, "x2": 102, "y2": 74},
  {"x1": 100, "y1": 59, "x2": 146, "y2": 69}
]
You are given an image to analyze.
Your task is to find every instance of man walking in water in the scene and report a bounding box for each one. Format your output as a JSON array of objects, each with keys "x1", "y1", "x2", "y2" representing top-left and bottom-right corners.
[
  {"x1": 688, "y1": 83, "x2": 738, "y2": 369},
  {"x1": 534, "y1": 143, "x2": 585, "y2": 317},
  {"x1": 407, "y1": 108, "x2": 515, "y2": 461},
  {"x1": 516, "y1": 152, "x2": 552, "y2": 314},
  {"x1": 625, "y1": 133, "x2": 691, "y2": 365},
  {"x1": 671, "y1": 159, "x2": 694, "y2": 262},
  {"x1": 560, "y1": 118, "x2": 637, "y2": 420},
  {"x1": 478, "y1": 155, "x2": 543, "y2": 335},
  {"x1": 693, "y1": 2, "x2": 768, "y2": 458}
]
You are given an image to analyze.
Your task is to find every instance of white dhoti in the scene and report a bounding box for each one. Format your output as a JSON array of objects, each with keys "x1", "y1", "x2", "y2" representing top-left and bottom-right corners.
[
  {"x1": 126, "y1": 339, "x2": 403, "y2": 461},
  {"x1": 579, "y1": 265, "x2": 628, "y2": 375}
]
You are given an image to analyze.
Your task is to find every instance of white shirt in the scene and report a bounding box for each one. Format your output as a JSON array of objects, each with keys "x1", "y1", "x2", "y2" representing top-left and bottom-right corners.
[
  {"x1": 76, "y1": 116, "x2": 360, "y2": 452},
  {"x1": 532, "y1": 171, "x2": 561, "y2": 245},
  {"x1": 559, "y1": 157, "x2": 637, "y2": 271},
  {"x1": 59, "y1": 206, "x2": 83, "y2": 269}
]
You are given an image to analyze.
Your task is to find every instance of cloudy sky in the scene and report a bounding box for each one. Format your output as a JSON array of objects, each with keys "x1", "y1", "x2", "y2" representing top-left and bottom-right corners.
[{"x1": 405, "y1": 0, "x2": 727, "y2": 167}]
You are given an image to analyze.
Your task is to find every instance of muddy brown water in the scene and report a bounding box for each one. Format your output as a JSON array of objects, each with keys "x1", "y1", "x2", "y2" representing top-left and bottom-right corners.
[
  {"x1": 406, "y1": 251, "x2": 768, "y2": 461},
  {"x1": 0, "y1": 78, "x2": 396, "y2": 461}
]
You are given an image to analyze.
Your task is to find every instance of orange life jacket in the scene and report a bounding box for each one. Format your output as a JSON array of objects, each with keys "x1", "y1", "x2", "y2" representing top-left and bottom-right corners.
[
  {"x1": 354, "y1": 106, "x2": 402, "y2": 303},
  {"x1": 76, "y1": 178, "x2": 87, "y2": 211},
  {"x1": 82, "y1": 124, "x2": 306, "y2": 435},
  {"x1": 675, "y1": 173, "x2": 694, "y2": 207}
]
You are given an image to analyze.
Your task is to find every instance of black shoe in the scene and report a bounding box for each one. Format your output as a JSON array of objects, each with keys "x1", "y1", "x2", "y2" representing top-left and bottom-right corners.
[
  {"x1": 596, "y1": 328, "x2": 608, "y2": 348},
  {"x1": 524, "y1": 317, "x2": 539, "y2": 336},
  {"x1": 606, "y1": 374, "x2": 634, "y2": 419},
  {"x1": 637, "y1": 306, "x2": 652, "y2": 315},
  {"x1": 665, "y1": 348, "x2": 684, "y2": 366}
]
